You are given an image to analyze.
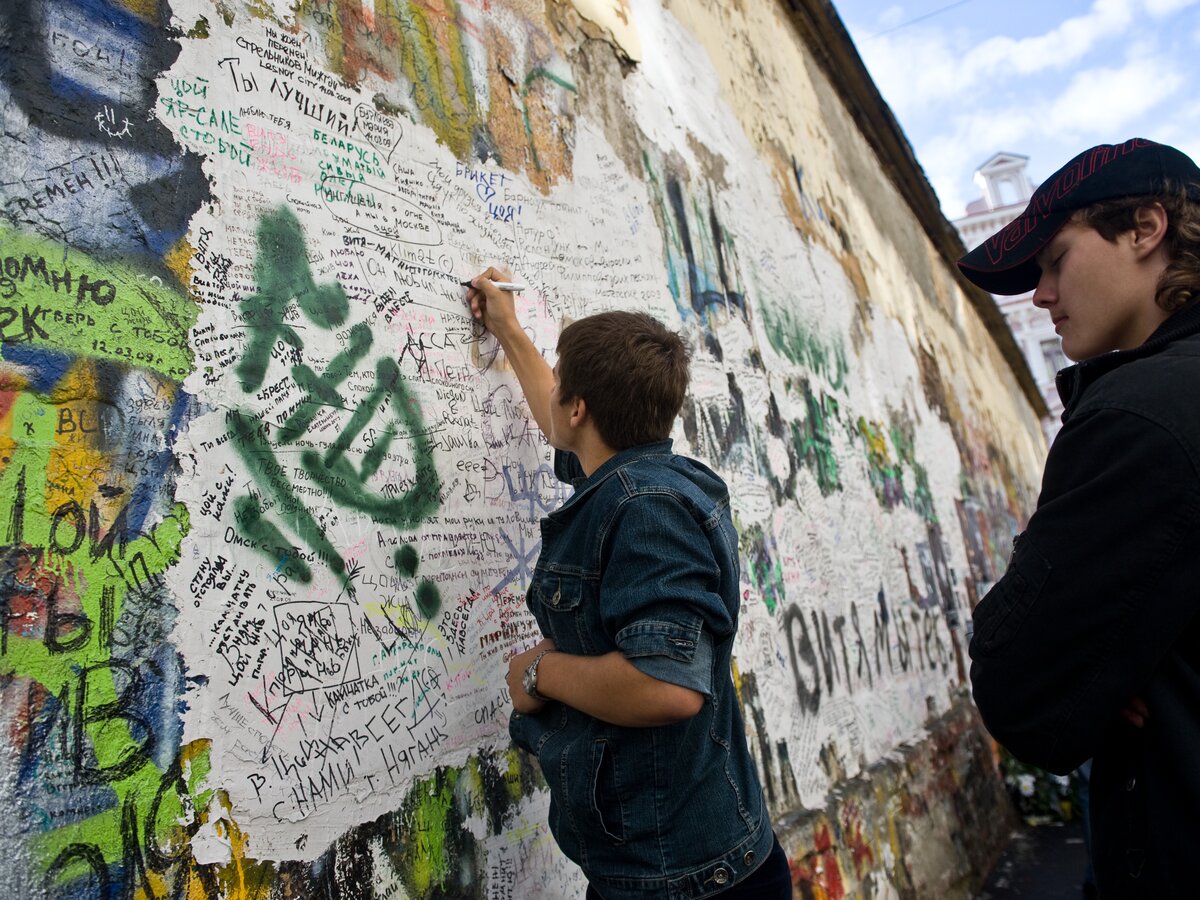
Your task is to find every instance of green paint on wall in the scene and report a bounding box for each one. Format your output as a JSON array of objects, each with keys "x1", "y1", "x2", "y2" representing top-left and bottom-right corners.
[
  {"x1": 396, "y1": 544, "x2": 419, "y2": 577},
  {"x1": 857, "y1": 417, "x2": 905, "y2": 510},
  {"x1": 790, "y1": 381, "x2": 842, "y2": 496},
  {"x1": 741, "y1": 525, "x2": 785, "y2": 614},
  {"x1": 405, "y1": 770, "x2": 458, "y2": 894},
  {"x1": 855, "y1": 415, "x2": 939, "y2": 523},
  {"x1": 237, "y1": 207, "x2": 349, "y2": 395},
  {"x1": 521, "y1": 67, "x2": 577, "y2": 172},
  {"x1": 0, "y1": 392, "x2": 190, "y2": 874},
  {"x1": 0, "y1": 225, "x2": 196, "y2": 381},
  {"x1": 760, "y1": 298, "x2": 848, "y2": 389},
  {"x1": 415, "y1": 581, "x2": 441, "y2": 619},
  {"x1": 229, "y1": 410, "x2": 347, "y2": 581},
  {"x1": 228, "y1": 207, "x2": 442, "y2": 585}
]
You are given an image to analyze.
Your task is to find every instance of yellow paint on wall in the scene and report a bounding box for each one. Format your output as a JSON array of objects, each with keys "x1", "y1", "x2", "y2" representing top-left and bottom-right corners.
[
  {"x1": 45, "y1": 362, "x2": 114, "y2": 516},
  {"x1": 165, "y1": 238, "x2": 201, "y2": 298},
  {"x1": 115, "y1": 0, "x2": 161, "y2": 22},
  {"x1": 568, "y1": 0, "x2": 641, "y2": 61}
]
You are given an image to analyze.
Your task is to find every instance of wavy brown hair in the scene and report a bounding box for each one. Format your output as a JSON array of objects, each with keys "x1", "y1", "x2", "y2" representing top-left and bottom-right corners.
[
  {"x1": 556, "y1": 311, "x2": 690, "y2": 451},
  {"x1": 1077, "y1": 179, "x2": 1200, "y2": 313}
]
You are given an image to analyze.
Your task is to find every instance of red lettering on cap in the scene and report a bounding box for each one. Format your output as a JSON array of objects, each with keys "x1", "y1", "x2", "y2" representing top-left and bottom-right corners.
[
  {"x1": 985, "y1": 217, "x2": 1031, "y2": 264},
  {"x1": 984, "y1": 234, "x2": 1005, "y2": 264},
  {"x1": 1084, "y1": 146, "x2": 1110, "y2": 179},
  {"x1": 977, "y1": 139, "x2": 1164, "y2": 273},
  {"x1": 1058, "y1": 161, "x2": 1080, "y2": 195},
  {"x1": 1002, "y1": 225, "x2": 1024, "y2": 251},
  {"x1": 1024, "y1": 140, "x2": 1156, "y2": 227}
]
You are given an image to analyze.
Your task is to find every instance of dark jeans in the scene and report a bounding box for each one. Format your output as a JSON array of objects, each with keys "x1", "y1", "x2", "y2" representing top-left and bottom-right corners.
[{"x1": 585, "y1": 834, "x2": 791, "y2": 899}]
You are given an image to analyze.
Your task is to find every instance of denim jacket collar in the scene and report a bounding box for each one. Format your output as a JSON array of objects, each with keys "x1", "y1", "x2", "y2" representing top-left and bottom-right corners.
[{"x1": 550, "y1": 439, "x2": 674, "y2": 521}]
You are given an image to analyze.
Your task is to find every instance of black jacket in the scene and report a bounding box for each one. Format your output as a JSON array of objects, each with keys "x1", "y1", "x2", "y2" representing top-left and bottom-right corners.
[{"x1": 970, "y1": 301, "x2": 1200, "y2": 897}]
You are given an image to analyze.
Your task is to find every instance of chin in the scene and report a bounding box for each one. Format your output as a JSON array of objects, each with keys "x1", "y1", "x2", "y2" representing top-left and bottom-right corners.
[{"x1": 1059, "y1": 338, "x2": 1088, "y2": 363}]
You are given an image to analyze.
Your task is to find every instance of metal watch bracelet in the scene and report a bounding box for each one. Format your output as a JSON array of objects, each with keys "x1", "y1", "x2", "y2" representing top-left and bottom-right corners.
[{"x1": 524, "y1": 649, "x2": 553, "y2": 701}]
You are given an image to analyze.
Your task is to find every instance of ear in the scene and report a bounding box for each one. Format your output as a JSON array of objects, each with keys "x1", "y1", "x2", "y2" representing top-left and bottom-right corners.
[
  {"x1": 1130, "y1": 202, "x2": 1169, "y2": 260},
  {"x1": 568, "y1": 396, "x2": 587, "y2": 428}
]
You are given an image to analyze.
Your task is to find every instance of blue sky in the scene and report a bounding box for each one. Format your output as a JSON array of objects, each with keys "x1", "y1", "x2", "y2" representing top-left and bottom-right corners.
[{"x1": 832, "y1": 0, "x2": 1200, "y2": 217}]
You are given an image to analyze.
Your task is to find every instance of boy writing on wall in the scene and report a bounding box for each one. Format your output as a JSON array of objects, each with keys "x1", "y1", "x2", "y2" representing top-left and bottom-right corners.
[{"x1": 466, "y1": 269, "x2": 790, "y2": 899}]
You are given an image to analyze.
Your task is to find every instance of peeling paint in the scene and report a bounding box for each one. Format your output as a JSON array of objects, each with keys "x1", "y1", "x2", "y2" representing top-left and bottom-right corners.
[{"x1": 0, "y1": 0, "x2": 1041, "y2": 895}]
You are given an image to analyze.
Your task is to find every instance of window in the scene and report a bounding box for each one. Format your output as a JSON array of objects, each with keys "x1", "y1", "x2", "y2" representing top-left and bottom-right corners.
[
  {"x1": 997, "y1": 177, "x2": 1019, "y2": 207},
  {"x1": 1041, "y1": 338, "x2": 1068, "y2": 377}
]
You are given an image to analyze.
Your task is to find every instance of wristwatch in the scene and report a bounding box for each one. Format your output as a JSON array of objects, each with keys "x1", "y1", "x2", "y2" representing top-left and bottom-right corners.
[{"x1": 522, "y1": 649, "x2": 553, "y2": 702}]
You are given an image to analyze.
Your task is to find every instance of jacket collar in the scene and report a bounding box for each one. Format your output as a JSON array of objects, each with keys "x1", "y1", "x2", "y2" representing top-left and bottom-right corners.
[
  {"x1": 1055, "y1": 300, "x2": 1200, "y2": 416},
  {"x1": 550, "y1": 440, "x2": 674, "y2": 520}
]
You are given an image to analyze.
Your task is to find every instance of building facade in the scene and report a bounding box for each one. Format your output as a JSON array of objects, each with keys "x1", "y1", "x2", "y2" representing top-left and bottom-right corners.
[{"x1": 954, "y1": 153, "x2": 1066, "y2": 444}]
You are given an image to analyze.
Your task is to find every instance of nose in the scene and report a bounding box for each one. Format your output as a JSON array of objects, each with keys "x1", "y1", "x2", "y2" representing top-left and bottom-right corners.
[{"x1": 1032, "y1": 270, "x2": 1055, "y2": 308}]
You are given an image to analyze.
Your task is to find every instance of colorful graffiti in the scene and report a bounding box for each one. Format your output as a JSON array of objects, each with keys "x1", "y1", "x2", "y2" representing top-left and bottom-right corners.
[
  {"x1": 0, "y1": 0, "x2": 210, "y2": 892},
  {"x1": 0, "y1": 0, "x2": 1043, "y2": 896}
]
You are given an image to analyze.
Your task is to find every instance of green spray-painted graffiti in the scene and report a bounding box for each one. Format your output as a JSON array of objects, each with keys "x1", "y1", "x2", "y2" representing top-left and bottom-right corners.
[
  {"x1": 229, "y1": 207, "x2": 441, "y2": 611},
  {"x1": 857, "y1": 415, "x2": 936, "y2": 523},
  {"x1": 741, "y1": 524, "x2": 786, "y2": 614},
  {"x1": 791, "y1": 379, "x2": 841, "y2": 496},
  {"x1": 760, "y1": 300, "x2": 848, "y2": 390}
]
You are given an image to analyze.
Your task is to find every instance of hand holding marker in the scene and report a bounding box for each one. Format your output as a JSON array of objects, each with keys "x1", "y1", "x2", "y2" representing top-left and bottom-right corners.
[{"x1": 461, "y1": 280, "x2": 527, "y2": 292}]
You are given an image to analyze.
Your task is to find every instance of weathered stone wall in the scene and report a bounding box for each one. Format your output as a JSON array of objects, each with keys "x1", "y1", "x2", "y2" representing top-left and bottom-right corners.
[{"x1": 0, "y1": 0, "x2": 1036, "y2": 896}]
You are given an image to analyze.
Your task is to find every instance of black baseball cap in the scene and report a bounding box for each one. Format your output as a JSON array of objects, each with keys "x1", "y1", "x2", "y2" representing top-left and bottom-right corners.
[{"x1": 958, "y1": 138, "x2": 1200, "y2": 295}]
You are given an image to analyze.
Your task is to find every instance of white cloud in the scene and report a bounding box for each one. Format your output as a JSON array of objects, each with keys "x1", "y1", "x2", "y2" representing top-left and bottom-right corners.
[
  {"x1": 1146, "y1": 0, "x2": 1198, "y2": 12},
  {"x1": 855, "y1": 27, "x2": 965, "y2": 117},
  {"x1": 962, "y1": 0, "x2": 1135, "y2": 79},
  {"x1": 922, "y1": 114, "x2": 1040, "y2": 215},
  {"x1": 858, "y1": 0, "x2": 1199, "y2": 115},
  {"x1": 1044, "y1": 54, "x2": 1183, "y2": 138},
  {"x1": 1152, "y1": 98, "x2": 1200, "y2": 160},
  {"x1": 877, "y1": 3, "x2": 907, "y2": 29},
  {"x1": 844, "y1": 0, "x2": 1200, "y2": 215},
  {"x1": 913, "y1": 45, "x2": 1186, "y2": 215}
]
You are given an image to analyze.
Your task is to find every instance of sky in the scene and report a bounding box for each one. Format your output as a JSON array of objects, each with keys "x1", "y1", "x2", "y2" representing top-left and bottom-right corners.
[{"x1": 831, "y1": 0, "x2": 1200, "y2": 218}]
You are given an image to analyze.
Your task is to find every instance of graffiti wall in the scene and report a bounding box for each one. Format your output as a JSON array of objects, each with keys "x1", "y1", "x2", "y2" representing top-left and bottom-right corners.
[{"x1": 0, "y1": 0, "x2": 1044, "y2": 896}]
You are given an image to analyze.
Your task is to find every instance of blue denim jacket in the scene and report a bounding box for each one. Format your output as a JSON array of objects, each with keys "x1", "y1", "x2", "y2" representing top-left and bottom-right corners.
[{"x1": 509, "y1": 441, "x2": 773, "y2": 899}]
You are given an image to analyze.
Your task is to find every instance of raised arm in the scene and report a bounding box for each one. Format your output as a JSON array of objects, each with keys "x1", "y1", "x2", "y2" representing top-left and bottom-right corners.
[{"x1": 466, "y1": 268, "x2": 555, "y2": 440}]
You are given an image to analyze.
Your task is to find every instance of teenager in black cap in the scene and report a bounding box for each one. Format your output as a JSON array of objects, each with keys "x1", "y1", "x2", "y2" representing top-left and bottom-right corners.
[{"x1": 961, "y1": 138, "x2": 1200, "y2": 897}]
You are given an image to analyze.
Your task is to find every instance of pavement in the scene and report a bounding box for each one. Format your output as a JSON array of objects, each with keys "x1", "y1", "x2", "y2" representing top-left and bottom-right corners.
[{"x1": 976, "y1": 821, "x2": 1092, "y2": 900}]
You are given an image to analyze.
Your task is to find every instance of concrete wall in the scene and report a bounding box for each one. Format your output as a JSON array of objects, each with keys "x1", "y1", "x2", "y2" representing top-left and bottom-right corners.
[{"x1": 0, "y1": 0, "x2": 1041, "y2": 896}]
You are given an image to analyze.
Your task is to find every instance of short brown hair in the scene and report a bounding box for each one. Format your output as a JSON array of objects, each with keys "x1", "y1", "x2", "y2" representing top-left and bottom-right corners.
[
  {"x1": 556, "y1": 311, "x2": 690, "y2": 450},
  {"x1": 1076, "y1": 179, "x2": 1200, "y2": 313}
]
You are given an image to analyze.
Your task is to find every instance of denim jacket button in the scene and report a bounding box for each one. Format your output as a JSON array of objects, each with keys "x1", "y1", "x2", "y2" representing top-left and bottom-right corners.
[
  {"x1": 743, "y1": 851, "x2": 756, "y2": 866},
  {"x1": 549, "y1": 590, "x2": 561, "y2": 607},
  {"x1": 713, "y1": 867, "x2": 729, "y2": 885}
]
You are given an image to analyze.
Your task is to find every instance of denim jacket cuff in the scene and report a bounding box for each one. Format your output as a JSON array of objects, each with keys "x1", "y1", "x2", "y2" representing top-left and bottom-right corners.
[{"x1": 618, "y1": 619, "x2": 714, "y2": 697}]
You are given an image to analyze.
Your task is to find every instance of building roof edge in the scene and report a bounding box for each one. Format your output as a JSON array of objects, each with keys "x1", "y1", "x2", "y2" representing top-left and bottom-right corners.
[{"x1": 777, "y1": 0, "x2": 1048, "y2": 418}]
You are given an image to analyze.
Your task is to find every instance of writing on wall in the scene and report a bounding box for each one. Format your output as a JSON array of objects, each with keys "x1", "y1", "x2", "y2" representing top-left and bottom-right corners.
[{"x1": 0, "y1": 0, "x2": 1041, "y2": 896}]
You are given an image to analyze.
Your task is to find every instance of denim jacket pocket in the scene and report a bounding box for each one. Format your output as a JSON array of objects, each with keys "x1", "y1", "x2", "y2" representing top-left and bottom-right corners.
[
  {"x1": 973, "y1": 534, "x2": 1052, "y2": 655},
  {"x1": 510, "y1": 700, "x2": 569, "y2": 756},
  {"x1": 534, "y1": 568, "x2": 585, "y2": 612},
  {"x1": 534, "y1": 568, "x2": 603, "y2": 654},
  {"x1": 591, "y1": 739, "x2": 628, "y2": 844}
]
